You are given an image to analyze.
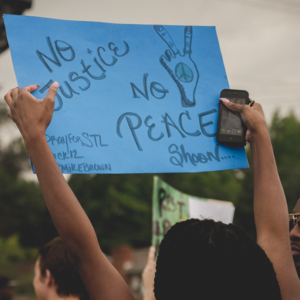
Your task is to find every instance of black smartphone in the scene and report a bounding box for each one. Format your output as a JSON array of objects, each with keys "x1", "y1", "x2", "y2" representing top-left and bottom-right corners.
[{"x1": 216, "y1": 89, "x2": 249, "y2": 148}]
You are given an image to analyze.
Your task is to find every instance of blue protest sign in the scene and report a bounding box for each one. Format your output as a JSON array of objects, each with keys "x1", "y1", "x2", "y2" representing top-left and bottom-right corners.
[{"x1": 4, "y1": 15, "x2": 248, "y2": 174}]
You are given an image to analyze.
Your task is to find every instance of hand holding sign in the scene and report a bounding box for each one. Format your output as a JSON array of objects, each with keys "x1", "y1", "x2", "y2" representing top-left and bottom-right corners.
[
  {"x1": 4, "y1": 82, "x2": 58, "y2": 145},
  {"x1": 154, "y1": 25, "x2": 199, "y2": 107},
  {"x1": 220, "y1": 98, "x2": 268, "y2": 143},
  {"x1": 4, "y1": 15, "x2": 248, "y2": 174}
]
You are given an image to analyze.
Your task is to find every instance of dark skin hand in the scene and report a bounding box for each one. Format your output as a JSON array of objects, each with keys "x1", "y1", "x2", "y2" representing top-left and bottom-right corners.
[
  {"x1": 221, "y1": 98, "x2": 300, "y2": 300},
  {"x1": 5, "y1": 82, "x2": 134, "y2": 300},
  {"x1": 4, "y1": 84, "x2": 300, "y2": 300}
]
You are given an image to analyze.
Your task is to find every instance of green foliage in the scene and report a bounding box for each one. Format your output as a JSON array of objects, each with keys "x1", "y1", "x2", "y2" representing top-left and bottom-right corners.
[
  {"x1": 0, "y1": 165, "x2": 58, "y2": 247},
  {"x1": 0, "y1": 110, "x2": 58, "y2": 247},
  {"x1": 0, "y1": 137, "x2": 32, "y2": 177},
  {"x1": 0, "y1": 101, "x2": 8, "y2": 126},
  {"x1": 68, "y1": 170, "x2": 245, "y2": 253},
  {"x1": 0, "y1": 236, "x2": 36, "y2": 297},
  {"x1": 0, "y1": 234, "x2": 37, "y2": 290},
  {"x1": 269, "y1": 110, "x2": 300, "y2": 210},
  {"x1": 159, "y1": 171, "x2": 243, "y2": 205},
  {"x1": 0, "y1": 235, "x2": 38, "y2": 264},
  {"x1": 0, "y1": 107, "x2": 300, "y2": 254},
  {"x1": 233, "y1": 110, "x2": 300, "y2": 237},
  {"x1": 68, "y1": 174, "x2": 153, "y2": 253}
]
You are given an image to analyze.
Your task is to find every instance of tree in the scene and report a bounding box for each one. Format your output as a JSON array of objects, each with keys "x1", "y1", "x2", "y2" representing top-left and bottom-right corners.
[
  {"x1": 67, "y1": 169, "x2": 244, "y2": 253},
  {"x1": 68, "y1": 174, "x2": 153, "y2": 253},
  {"x1": 0, "y1": 101, "x2": 58, "y2": 248},
  {"x1": 1, "y1": 103, "x2": 299, "y2": 251},
  {"x1": 269, "y1": 111, "x2": 300, "y2": 210},
  {"x1": 233, "y1": 111, "x2": 300, "y2": 238}
]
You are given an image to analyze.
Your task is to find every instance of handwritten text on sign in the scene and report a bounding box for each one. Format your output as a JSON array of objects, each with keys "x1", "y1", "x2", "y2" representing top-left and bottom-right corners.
[{"x1": 4, "y1": 15, "x2": 248, "y2": 173}]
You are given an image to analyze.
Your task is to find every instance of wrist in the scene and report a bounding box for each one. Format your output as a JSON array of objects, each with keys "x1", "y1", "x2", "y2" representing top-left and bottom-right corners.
[
  {"x1": 249, "y1": 126, "x2": 270, "y2": 145},
  {"x1": 23, "y1": 132, "x2": 47, "y2": 154}
]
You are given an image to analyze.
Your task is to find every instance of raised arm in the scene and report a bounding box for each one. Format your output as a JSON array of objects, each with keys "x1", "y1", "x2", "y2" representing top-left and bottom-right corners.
[
  {"x1": 220, "y1": 98, "x2": 300, "y2": 299},
  {"x1": 4, "y1": 83, "x2": 134, "y2": 300}
]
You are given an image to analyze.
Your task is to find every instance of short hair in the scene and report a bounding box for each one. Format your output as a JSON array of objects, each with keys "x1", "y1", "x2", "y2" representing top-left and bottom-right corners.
[
  {"x1": 154, "y1": 219, "x2": 282, "y2": 300},
  {"x1": 39, "y1": 237, "x2": 89, "y2": 300}
]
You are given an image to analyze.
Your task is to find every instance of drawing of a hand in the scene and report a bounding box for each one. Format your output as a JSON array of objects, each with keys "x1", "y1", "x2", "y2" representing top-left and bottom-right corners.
[{"x1": 154, "y1": 25, "x2": 199, "y2": 107}]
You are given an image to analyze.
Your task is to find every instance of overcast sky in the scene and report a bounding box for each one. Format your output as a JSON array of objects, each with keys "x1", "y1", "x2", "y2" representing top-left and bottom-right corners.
[{"x1": 0, "y1": 0, "x2": 299, "y2": 129}]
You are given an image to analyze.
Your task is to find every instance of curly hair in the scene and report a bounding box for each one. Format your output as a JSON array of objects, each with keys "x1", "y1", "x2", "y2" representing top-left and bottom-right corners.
[
  {"x1": 39, "y1": 237, "x2": 89, "y2": 300},
  {"x1": 154, "y1": 219, "x2": 282, "y2": 300}
]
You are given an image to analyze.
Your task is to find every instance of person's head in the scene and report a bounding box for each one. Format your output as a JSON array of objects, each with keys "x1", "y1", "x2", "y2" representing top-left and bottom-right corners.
[
  {"x1": 33, "y1": 237, "x2": 89, "y2": 300},
  {"x1": 154, "y1": 219, "x2": 281, "y2": 300},
  {"x1": 0, "y1": 277, "x2": 13, "y2": 300},
  {"x1": 289, "y1": 198, "x2": 300, "y2": 276}
]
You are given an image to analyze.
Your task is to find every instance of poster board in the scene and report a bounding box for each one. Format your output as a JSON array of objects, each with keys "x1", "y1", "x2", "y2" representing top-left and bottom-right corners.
[{"x1": 4, "y1": 15, "x2": 249, "y2": 174}]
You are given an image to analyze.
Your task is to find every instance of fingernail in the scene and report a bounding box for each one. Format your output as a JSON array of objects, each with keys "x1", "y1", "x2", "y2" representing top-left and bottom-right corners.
[
  {"x1": 36, "y1": 85, "x2": 41, "y2": 88},
  {"x1": 220, "y1": 98, "x2": 230, "y2": 103},
  {"x1": 52, "y1": 81, "x2": 59, "y2": 88}
]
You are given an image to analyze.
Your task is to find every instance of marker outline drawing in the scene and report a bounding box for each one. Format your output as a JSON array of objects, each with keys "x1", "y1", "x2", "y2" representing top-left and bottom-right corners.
[{"x1": 154, "y1": 25, "x2": 199, "y2": 107}]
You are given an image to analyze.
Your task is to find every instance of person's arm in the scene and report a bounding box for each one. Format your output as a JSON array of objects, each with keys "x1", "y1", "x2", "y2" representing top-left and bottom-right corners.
[
  {"x1": 4, "y1": 83, "x2": 134, "y2": 300},
  {"x1": 221, "y1": 98, "x2": 300, "y2": 299},
  {"x1": 142, "y1": 247, "x2": 156, "y2": 300}
]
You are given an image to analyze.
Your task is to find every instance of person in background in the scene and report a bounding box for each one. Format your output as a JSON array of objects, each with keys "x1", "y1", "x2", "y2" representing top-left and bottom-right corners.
[
  {"x1": 289, "y1": 198, "x2": 300, "y2": 278},
  {"x1": 33, "y1": 237, "x2": 89, "y2": 300},
  {"x1": 4, "y1": 83, "x2": 300, "y2": 300},
  {"x1": 0, "y1": 277, "x2": 13, "y2": 300},
  {"x1": 142, "y1": 247, "x2": 156, "y2": 300}
]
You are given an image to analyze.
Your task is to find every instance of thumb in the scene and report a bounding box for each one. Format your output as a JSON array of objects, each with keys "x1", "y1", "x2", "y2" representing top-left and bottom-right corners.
[
  {"x1": 45, "y1": 81, "x2": 59, "y2": 101},
  {"x1": 43, "y1": 81, "x2": 59, "y2": 109},
  {"x1": 22, "y1": 84, "x2": 41, "y2": 93},
  {"x1": 220, "y1": 98, "x2": 246, "y2": 113}
]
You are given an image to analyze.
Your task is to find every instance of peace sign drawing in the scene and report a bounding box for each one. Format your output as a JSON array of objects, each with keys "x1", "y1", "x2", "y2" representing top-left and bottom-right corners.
[{"x1": 154, "y1": 25, "x2": 199, "y2": 107}]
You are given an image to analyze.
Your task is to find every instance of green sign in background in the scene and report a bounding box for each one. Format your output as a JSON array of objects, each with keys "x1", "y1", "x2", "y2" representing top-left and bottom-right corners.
[{"x1": 152, "y1": 176, "x2": 191, "y2": 251}]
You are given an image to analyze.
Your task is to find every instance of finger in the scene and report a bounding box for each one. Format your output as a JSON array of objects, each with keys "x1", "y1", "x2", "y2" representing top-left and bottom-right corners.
[
  {"x1": 12, "y1": 87, "x2": 20, "y2": 102},
  {"x1": 44, "y1": 81, "x2": 59, "y2": 101},
  {"x1": 4, "y1": 88, "x2": 14, "y2": 107},
  {"x1": 7, "y1": 110, "x2": 12, "y2": 119},
  {"x1": 219, "y1": 98, "x2": 246, "y2": 114},
  {"x1": 17, "y1": 85, "x2": 40, "y2": 100},
  {"x1": 22, "y1": 84, "x2": 41, "y2": 93},
  {"x1": 245, "y1": 130, "x2": 252, "y2": 142},
  {"x1": 252, "y1": 102, "x2": 265, "y2": 118},
  {"x1": 161, "y1": 49, "x2": 175, "y2": 62},
  {"x1": 18, "y1": 86, "x2": 38, "y2": 102},
  {"x1": 148, "y1": 246, "x2": 156, "y2": 263},
  {"x1": 42, "y1": 82, "x2": 59, "y2": 111},
  {"x1": 154, "y1": 25, "x2": 179, "y2": 55},
  {"x1": 184, "y1": 26, "x2": 192, "y2": 54}
]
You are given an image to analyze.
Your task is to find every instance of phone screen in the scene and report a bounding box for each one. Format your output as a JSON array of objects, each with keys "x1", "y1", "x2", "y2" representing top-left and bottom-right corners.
[{"x1": 220, "y1": 97, "x2": 246, "y2": 136}]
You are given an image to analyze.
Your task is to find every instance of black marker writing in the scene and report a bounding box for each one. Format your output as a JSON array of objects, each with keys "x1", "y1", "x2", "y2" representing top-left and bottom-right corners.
[
  {"x1": 169, "y1": 143, "x2": 220, "y2": 167},
  {"x1": 116, "y1": 108, "x2": 217, "y2": 151},
  {"x1": 130, "y1": 73, "x2": 169, "y2": 100},
  {"x1": 58, "y1": 162, "x2": 111, "y2": 173},
  {"x1": 47, "y1": 132, "x2": 108, "y2": 153},
  {"x1": 53, "y1": 149, "x2": 83, "y2": 160},
  {"x1": 37, "y1": 37, "x2": 130, "y2": 111}
]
